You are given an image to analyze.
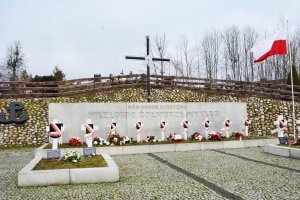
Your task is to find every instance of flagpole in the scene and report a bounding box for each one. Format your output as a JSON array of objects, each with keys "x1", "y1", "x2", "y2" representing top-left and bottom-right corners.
[{"x1": 287, "y1": 20, "x2": 296, "y2": 140}]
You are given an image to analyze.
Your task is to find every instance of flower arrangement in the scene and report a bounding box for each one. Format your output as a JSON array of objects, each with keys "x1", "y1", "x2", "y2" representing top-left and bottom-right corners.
[
  {"x1": 210, "y1": 132, "x2": 222, "y2": 140},
  {"x1": 64, "y1": 150, "x2": 82, "y2": 163},
  {"x1": 168, "y1": 133, "x2": 183, "y2": 142},
  {"x1": 232, "y1": 131, "x2": 243, "y2": 138},
  {"x1": 93, "y1": 136, "x2": 110, "y2": 146},
  {"x1": 191, "y1": 132, "x2": 204, "y2": 141},
  {"x1": 68, "y1": 137, "x2": 82, "y2": 147},
  {"x1": 108, "y1": 134, "x2": 132, "y2": 145},
  {"x1": 146, "y1": 136, "x2": 159, "y2": 142}
]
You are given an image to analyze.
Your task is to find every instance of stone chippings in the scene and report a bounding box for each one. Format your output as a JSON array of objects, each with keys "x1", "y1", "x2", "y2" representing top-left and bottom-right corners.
[
  {"x1": 1, "y1": 87, "x2": 300, "y2": 147},
  {"x1": 0, "y1": 148, "x2": 224, "y2": 200},
  {"x1": 1, "y1": 148, "x2": 300, "y2": 199},
  {"x1": 157, "y1": 147, "x2": 300, "y2": 200}
]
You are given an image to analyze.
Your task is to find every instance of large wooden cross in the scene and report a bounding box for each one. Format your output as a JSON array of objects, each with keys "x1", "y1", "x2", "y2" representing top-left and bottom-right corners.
[{"x1": 125, "y1": 36, "x2": 170, "y2": 102}]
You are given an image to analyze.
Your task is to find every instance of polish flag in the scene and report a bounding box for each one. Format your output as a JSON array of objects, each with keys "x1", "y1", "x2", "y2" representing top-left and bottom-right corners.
[{"x1": 251, "y1": 28, "x2": 287, "y2": 63}]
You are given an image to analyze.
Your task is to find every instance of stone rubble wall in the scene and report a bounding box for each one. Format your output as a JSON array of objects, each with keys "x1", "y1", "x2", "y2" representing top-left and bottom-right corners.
[{"x1": 0, "y1": 87, "x2": 299, "y2": 147}]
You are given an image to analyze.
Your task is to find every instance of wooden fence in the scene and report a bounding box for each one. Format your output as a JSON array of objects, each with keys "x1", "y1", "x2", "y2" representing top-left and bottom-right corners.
[{"x1": 1, "y1": 74, "x2": 299, "y2": 101}]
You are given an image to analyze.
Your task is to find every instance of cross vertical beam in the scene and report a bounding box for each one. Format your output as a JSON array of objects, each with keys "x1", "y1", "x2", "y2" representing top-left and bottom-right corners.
[{"x1": 125, "y1": 36, "x2": 170, "y2": 102}]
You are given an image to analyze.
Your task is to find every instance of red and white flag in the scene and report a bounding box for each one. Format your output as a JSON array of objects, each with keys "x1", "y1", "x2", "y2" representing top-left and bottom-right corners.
[{"x1": 251, "y1": 28, "x2": 287, "y2": 63}]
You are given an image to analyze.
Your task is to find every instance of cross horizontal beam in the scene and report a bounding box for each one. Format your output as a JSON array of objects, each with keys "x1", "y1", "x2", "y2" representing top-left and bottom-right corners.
[
  {"x1": 152, "y1": 58, "x2": 170, "y2": 62},
  {"x1": 125, "y1": 56, "x2": 145, "y2": 60},
  {"x1": 125, "y1": 56, "x2": 170, "y2": 62}
]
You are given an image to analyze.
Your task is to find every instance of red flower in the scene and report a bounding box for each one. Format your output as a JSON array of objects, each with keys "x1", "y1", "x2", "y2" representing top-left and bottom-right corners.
[{"x1": 211, "y1": 133, "x2": 222, "y2": 140}]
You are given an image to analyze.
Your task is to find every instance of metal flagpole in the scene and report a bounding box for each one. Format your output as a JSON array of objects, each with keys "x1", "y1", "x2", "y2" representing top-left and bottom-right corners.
[{"x1": 287, "y1": 20, "x2": 296, "y2": 140}]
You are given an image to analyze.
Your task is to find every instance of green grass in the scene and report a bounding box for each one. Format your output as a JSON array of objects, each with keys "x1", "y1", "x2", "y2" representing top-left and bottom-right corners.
[
  {"x1": 278, "y1": 144, "x2": 300, "y2": 149},
  {"x1": 0, "y1": 144, "x2": 41, "y2": 150},
  {"x1": 45, "y1": 143, "x2": 87, "y2": 149},
  {"x1": 33, "y1": 155, "x2": 107, "y2": 170},
  {"x1": 43, "y1": 136, "x2": 272, "y2": 149}
]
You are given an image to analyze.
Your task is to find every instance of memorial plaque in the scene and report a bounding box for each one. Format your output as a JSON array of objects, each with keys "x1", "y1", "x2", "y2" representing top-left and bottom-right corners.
[
  {"x1": 127, "y1": 103, "x2": 186, "y2": 140},
  {"x1": 47, "y1": 150, "x2": 61, "y2": 159},
  {"x1": 49, "y1": 102, "x2": 247, "y2": 142},
  {"x1": 187, "y1": 103, "x2": 247, "y2": 135},
  {"x1": 83, "y1": 147, "x2": 96, "y2": 156}
]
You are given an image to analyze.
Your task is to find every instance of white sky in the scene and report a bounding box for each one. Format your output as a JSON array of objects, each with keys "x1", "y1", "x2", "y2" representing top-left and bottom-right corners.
[{"x1": 0, "y1": 0, "x2": 299, "y2": 79}]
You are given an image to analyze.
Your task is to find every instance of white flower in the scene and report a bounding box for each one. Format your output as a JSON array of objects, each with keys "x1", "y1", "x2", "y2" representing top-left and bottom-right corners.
[{"x1": 93, "y1": 141, "x2": 98, "y2": 145}]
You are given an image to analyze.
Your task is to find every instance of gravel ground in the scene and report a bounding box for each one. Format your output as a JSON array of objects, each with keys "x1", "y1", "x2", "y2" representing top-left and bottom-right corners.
[
  {"x1": 0, "y1": 147, "x2": 299, "y2": 200},
  {"x1": 157, "y1": 148, "x2": 300, "y2": 200}
]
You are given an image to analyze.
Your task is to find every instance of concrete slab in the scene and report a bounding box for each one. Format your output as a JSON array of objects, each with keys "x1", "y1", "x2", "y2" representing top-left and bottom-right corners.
[
  {"x1": 149, "y1": 144, "x2": 176, "y2": 153},
  {"x1": 109, "y1": 146, "x2": 123, "y2": 155},
  {"x1": 244, "y1": 140, "x2": 259, "y2": 148},
  {"x1": 122, "y1": 145, "x2": 150, "y2": 154},
  {"x1": 200, "y1": 141, "x2": 223, "y2": 150},
  {"x1": 70, "y1": 154, "x2": 119, "y2": 184},
  {"x1": 175, "y1": 143, "x2": 201, "y2": 152},
  {"x1": 267, "y1": 145, "x2": 290, "y2": 157},
  {"x1": 18, "y1": 154, "x2": 119, "y2": 187},
  {"x1": 289, "y1": 148, "x2": 300, "y2": 159},
  {"x1": 18, "y1": 157, "x2": 69, "y2": 187},
  {"x1": 222, "y1": 141, "x2": 245, "y2": 149}
]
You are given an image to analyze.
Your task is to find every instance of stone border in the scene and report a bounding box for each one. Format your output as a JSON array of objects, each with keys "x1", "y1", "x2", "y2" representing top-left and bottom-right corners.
[
  {"x1": 18, "y1": 154, "x2": 119, "y2": 187},
  {"x1": 35, "y1": 138, "x2": 278, "y2": 158},
  {"x1": 264, "y1": 144, "x2": 300, "y2": 159}
]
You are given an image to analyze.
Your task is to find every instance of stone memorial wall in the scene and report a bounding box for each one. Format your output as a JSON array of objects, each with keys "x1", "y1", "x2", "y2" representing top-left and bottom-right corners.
[
  {"x1": 0, "y1": 87, "x2": 299, "y2": 147},
  {"x1": 49, "y1": 102, "x2": 246, "y2": 142}
]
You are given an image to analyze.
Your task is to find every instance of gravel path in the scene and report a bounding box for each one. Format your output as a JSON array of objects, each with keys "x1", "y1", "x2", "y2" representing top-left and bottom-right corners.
[{"x1": 0, "y1": 147, "x2": 299, "y2": 200}]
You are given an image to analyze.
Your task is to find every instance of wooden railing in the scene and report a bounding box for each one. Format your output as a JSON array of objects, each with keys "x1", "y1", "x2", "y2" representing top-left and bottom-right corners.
[{"x1": 1, "y1": 74, "x2": 299, "y2": 101}]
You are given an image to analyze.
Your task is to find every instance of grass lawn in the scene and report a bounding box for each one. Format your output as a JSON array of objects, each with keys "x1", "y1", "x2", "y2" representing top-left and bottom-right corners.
[
  {"x1": 44, "y1": 136, "x2": 271, "y2": 149},
  {"x1": 0, "y1": 144, "x2": 41, "y2": 150},
  {"x1": 278, "y1": 144, "x2": 300, "y2": 149},
  {"x1": 33, "y1": 155, "x2": 107, "y2": 170}
]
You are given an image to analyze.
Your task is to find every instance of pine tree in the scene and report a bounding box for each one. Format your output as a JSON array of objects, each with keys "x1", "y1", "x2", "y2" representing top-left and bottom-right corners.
[{"x1": 287, "y1": 65, "x2": 300, "y2": 86}]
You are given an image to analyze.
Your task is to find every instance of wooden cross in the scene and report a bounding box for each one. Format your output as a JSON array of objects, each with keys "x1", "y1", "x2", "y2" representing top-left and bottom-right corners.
[{"x1": 125, "y1": 36, "x2": 170, "y2": 102}]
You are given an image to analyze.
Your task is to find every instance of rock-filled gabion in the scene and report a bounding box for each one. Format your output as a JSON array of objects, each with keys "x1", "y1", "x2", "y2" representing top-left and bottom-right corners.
[{"x1": 0, "y1": 87, "x2": 299, "y2": 147}]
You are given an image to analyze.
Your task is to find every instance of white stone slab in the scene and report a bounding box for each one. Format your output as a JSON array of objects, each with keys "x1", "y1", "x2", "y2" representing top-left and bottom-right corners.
[
  {"x1": 186, "y1": 102, "x2": 247, "y2": 136},
  {"x1": 200, "y1": 141, "x2": 223, "y2": 150},
  {"x1": 122, "y1": 145, "x2": 150, "y2": 154},
  {"x1": 149, "y1": 144, "x2": 176, "y2": 153},
  {"x1": 18, "y1": 157, "x2": 69, "y2": 187},
  {"x1": 266, "y1": 138, "x2": 279, "y2": 145},
  {"x1": 49, "y1": 103, "x2": 127, "y2": 142},
  {"x1": 95, "y1": 146, "x2": 111, "y2": 154},
  {"x1": 258, "y1": 139, "x2": 267, "y2": 147},
  {"x1": 244, "y1": 140, "x2": 259, "y2": 147},
  {"x1": 70, "y1": 154, "x2": 119, "y2": 184},
  {"x1": 266, "y1": 145, "x2": 290, "y2": 157},
  {"x1": 49, "y1": 102, "x2": 247, "y2": 142},
  {"x1": 175, "y1": 143, "x2": 201, "y2": 152},
  {"x1": 18, "y1": 154, "x2": 119, "y2": 187},
  {"x1": 289, "y1": 148, "x2": 300, "y2": 159},
  {"x1": 126, "y1": 103, "x2": 187, "y2": 140},
  {"x1": 35, "y1": 144, "x2": 48, "y2": 158},
  {"x1": 222, "y1": 141, "x2": 245, "y2": 149},
  {"x1": 109, "y1": 146, "x2": 123, "y2": 155}
]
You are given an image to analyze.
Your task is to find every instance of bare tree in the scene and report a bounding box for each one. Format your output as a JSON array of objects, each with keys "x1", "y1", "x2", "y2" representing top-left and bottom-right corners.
[
  {"x1": 241, "y1": 26, "x2": 258, "y2": 81},
  {"x1": 200, "y1": 30, "x2": 221, "y2": 79},
  {"x1": 3, "y1": 41, "x2": 26, "y2": 81},
  {"x1": 151, "y1": 33, "x2": 169, "y2": 76},
  {"x1": 171, "y1": 35, "x2": 196, "y2": 78},
  {"x1": 222, "y1": 26, "x2": 241, "y2": 81}
]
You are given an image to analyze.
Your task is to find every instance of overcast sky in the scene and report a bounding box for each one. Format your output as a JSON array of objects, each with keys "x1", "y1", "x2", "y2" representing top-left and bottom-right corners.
[{"x1": 0, "y1": 0, "x2": 299, "y2": 79}]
